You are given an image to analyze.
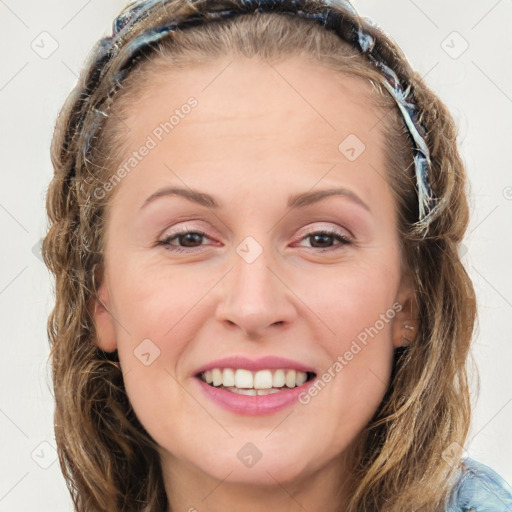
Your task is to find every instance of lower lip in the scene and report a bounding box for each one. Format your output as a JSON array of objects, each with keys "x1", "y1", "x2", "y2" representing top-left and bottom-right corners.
[{"x1": 194, "y1": 376, "x2": 317, "y2": 416}]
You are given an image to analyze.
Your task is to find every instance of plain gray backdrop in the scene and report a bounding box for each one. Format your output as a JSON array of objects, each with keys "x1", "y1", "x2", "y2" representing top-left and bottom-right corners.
[{"x1": 1, "y1": 0, "x2": 511, "y2": 510}]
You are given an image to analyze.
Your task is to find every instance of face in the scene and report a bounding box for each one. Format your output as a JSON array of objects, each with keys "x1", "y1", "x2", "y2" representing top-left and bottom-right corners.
[{"x1": 92, "y1": 56, "x2": 415, "y2": 493}]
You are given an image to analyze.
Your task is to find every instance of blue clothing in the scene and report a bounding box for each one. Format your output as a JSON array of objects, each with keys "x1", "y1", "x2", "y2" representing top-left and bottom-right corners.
[{"x1": 445, "y1": 458, "x2": 512, "y2": 511}]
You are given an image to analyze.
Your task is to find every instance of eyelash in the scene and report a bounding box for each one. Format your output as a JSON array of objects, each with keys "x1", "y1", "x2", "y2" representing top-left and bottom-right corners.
[{"x1": 156, "y1": 228, "x2": 351, "y2": 253}]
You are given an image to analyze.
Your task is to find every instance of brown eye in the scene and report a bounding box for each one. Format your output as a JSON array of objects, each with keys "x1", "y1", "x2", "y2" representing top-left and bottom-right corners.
[
  {"x1": 157, "y1": 230, "x2": 211, "y2": 252},
  {"x1": 296, "y1": 229, "x2": 351, "y2": 251}
]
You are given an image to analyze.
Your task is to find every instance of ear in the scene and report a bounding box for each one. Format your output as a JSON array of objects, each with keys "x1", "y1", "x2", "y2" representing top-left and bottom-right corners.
[
  {"x1": 392, "y1": 272, "x2": 418, "y2": 349},
  {"x1": 88, "y1": 267, "x2": 118, "y2": 353}
]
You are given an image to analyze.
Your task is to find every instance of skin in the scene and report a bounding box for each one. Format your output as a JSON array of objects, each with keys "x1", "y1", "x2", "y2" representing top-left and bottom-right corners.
[{"x1": 91, "y1": 55, "x2": 416, "y2": 512}]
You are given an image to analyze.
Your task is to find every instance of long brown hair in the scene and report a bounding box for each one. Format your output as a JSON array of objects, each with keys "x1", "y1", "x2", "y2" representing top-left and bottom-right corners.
[{"x1": 42, "y1": 1, "x2": 477, "y2": 510}]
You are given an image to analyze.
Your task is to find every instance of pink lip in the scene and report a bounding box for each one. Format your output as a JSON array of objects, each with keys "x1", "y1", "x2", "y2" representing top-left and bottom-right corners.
[
  {"x1": 194, "y1": 376, "x2": 318, "y2": 416},
  {"x1": 193, "y1": 355, "x2": 316, "y2": 376}
]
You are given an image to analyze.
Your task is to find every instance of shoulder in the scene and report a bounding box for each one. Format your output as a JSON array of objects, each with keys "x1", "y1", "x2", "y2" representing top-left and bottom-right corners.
[{"x1": 444, "y1": 457, "x2": 512, "y2": 512}]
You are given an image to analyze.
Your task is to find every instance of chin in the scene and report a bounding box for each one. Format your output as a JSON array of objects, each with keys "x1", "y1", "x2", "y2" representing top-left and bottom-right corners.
[
  {"x1": 203, "y1": 451, "x2": 315, "y2": 487},
  {"x1": 191, "y1": 430, "x2": 339, "y2": 487}
]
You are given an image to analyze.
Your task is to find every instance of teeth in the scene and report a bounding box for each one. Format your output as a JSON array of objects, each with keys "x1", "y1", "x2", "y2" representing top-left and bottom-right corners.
[
  {"x1": 296, "y1": 371, "x2": 307, "y2": 386},
  {"x1": 272, "y1": 369, "x2": 286, "y2": 388},
  {"x1": 223, "y1": 368, "x2": 235, "y2": 387},
  {"x1": 216, "y1": 386, "x2": 283, "y2": 395},
  {"x1": 257, "y1": 389, "x2": 280, "y2": 395},
  {"x1": 212, "y1": 368, "x2": 223, "y2": 387},
  {"x1": 235, "y1": 369, "x2": 253, "y2": 389},
  {"x1": 200, "y1": 368, "x2": 311, "y2": 390},
  {"x1": 285, "y1": 369, "x2": 296, "y2": 388},
  {"x1": 236, "y1": 388, "x2": 257, "y2": 396},
  {"x1": 254, "y1": 370, "x2": 272, "y2": 389}
]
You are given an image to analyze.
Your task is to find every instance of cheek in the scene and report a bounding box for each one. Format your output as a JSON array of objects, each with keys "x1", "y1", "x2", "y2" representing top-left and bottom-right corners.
[
  {"x1": 298, "y1": 255, "x2": 400, "y2": 341},
  {"x1": 109, "y1": 254, "x2": 207, "y2": 341},
  {"x1": 311, "y1": 279, "x2": 396, "y2": 404},
  {"x1": 113, "y1": 279, "x2": 202, "y2": 447},
  {"x1": 296, "y1": 257, "x2": 399, "y2": 419},
  {"x1": 105, "y1": 260, "x2": 192, "y2": 390},
  {"x1": 326, "y1": 332, "x2": 395, "y2": 418}
]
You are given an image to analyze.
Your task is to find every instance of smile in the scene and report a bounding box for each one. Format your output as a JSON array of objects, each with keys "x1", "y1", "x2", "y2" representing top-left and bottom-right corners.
[{"x1": 198, "y1": 368, "x2": 317, "y2": 395}]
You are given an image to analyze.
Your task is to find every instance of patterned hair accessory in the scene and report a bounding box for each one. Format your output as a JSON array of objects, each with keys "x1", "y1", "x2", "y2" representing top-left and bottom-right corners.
[
  {"x1": 332, "y1": 1, "x2": 433, "y2": 221},
  {"x1": 91, "y1": 0, "x2": 434, "y2": 221}
]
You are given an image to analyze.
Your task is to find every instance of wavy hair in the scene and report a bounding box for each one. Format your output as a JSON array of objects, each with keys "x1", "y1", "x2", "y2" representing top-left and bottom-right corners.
[{"x1": 42, "y1": 0, "x2": 477, "y2": 510}]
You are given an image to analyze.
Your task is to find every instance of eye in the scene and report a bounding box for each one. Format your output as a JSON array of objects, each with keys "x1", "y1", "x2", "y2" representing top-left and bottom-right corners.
[
  {"x1": 294, "y1": 228, "x2": 351, "y2": 252},
  {"x1": 156, "y1": 226, "x2": 352, "y2": 253},
  {"x1": 157, "y1": 229, "x2": 212, "y2": 253}
]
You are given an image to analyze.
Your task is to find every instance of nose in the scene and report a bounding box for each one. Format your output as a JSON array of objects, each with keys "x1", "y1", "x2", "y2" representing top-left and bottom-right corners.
[{"x1": 215, "y1": 242, "x2": 297, "y2": 339}]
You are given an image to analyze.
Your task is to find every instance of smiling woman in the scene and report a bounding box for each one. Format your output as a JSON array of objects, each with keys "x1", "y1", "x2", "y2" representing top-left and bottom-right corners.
[{"x1": 41, "y1": 1, "x2": 512, "y2": 511}]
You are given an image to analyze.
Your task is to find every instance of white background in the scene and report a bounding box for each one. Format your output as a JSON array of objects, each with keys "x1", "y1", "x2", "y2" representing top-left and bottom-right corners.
[{"x1": 1, "y1": 0, "x2": 511, "y2": 510}]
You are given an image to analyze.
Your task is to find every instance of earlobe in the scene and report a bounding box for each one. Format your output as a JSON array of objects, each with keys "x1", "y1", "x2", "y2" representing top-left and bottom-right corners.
[
  {"x1": 89, "y1": 276, "x2": 118, "y2": 353},
  {"x1": 392, "y1": 274, "x2": 418, "y2": 348},
  {"x1": 398, "y1": 323, "x2": 416, "y2": 347}
]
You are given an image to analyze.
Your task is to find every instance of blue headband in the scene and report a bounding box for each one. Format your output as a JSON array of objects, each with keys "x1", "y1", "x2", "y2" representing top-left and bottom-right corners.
[{"x1": 93, "y1": 0, "x2": 434, "y2": 222}]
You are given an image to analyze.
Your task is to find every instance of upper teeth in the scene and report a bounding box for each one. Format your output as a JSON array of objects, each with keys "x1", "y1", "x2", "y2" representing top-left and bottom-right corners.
[{"x1": 201, "y1": 368, "x2": 309, "y2": 389}]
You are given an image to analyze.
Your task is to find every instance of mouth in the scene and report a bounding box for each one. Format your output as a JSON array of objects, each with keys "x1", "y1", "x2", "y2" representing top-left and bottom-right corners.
[{"x1": 195, "y1": 368, "x2": 317, "y2": 396}]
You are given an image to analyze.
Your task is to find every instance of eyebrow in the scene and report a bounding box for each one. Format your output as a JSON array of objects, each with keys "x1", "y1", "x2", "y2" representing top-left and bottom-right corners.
[{"x1": 140, "y1": 186, "x2": 370, "y2": 212}]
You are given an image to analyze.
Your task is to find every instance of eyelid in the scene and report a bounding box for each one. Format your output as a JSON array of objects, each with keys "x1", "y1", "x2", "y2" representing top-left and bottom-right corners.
[
  {"x1": 293, "y1": 222, "x2": 353, "y2": 241},
  {"x1": 159, "y1": 221, "x2": 351, "y2": 241},
  {"x1": 159, "y1": 220, "x2": 217, "y2": 239}
]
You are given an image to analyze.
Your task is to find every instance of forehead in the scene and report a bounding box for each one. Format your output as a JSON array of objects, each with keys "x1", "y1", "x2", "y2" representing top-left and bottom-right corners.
[
  {"x1": 123, "y1": 55, "x2": 383, "y2": 142},
  {"x1": 109, "y1": 55, "x2": 391, "y2": 213}
]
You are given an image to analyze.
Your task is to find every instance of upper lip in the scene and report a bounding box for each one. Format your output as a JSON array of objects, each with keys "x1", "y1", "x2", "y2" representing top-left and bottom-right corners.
[{"x1": 194, "y1": 356, "x2": 317, "y2": 376}]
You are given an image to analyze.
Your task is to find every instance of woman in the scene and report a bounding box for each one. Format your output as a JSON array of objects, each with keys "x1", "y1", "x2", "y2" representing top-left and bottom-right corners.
[{"x1": 42, "y1": 0, "x2": 512, "y2": 510}]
